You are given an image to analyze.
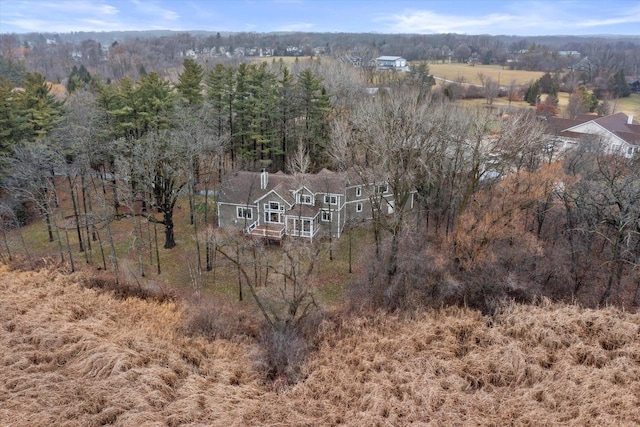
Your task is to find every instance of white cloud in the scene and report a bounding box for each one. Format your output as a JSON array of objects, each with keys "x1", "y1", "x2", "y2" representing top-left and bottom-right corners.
[
  {"x1": 573, "y1": 5, "x2": 640, "y2": 29},
  {"x1": 1, "y1": 17, "x2": 135, "y2": 33},
  {"x1": 275, "y1": 22, "x2": 315, "y2": 32},
  {"x1": 377, "y1": 10, "x2": 525, "y2": 34},
  {"x1": 375, "y1": 2, "x2": 640, "y2": 35},
  {"x1": 131, "y1": 0, "x2": 180, "y2": 21},
  {"x1": 6, "y1": 0, "x2": 120, "y2": 16},
  {"x1": 163, "y1": 10, "x2": 179, "y2": 20}
]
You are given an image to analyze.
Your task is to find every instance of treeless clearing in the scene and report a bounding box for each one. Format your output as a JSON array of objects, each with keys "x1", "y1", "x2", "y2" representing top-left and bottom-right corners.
[
  {"x1": 429, "y1": 62, "x2": 544, "y2": 85},
  {"x1": 611, "y1": 93, "x2": 640, "y2": 117},
  {"x1": 463, "y1": 92, "x2": 640, "y2": 118},
  {"x1": 1, "y1": 265, "x2": 638, "y2": 425},
  {"x1": 251, "y1": 56, "x2": 319, "y2": 65}
]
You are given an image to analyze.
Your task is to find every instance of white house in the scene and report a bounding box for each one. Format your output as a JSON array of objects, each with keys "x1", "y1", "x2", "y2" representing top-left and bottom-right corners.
[
  {"x1": 546, "y1": 113, "x2": 640, "y2": 158},
  {"x1": 376, "y1": 56, "x2": 410, "y2": 72}
]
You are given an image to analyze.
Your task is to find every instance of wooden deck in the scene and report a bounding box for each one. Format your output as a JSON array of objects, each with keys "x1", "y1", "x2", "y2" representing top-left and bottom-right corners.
[{"x1": 249, "y1": 224, "x2": 286, "y2": 240}]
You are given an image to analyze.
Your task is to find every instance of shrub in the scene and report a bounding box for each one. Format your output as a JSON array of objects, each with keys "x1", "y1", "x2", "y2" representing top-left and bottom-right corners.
[
  {"x1": 182, "y1": 299, "x2": 259, "y2": 341},
  {"x1": 81, "y1": 272, "x2": 175, "y2": 303},
  {"x1": 347, "y1": 234, "x2": 450, "y2": 313},
  {"x1": 256, "y1": 321, "x2": 310, "y2": 385},
  {"x1": 464, "y1": 85, "x2": 484, "y2": 99},
  {"x1": 255, "y1": 312, "x2": 324, "y2": 386}
]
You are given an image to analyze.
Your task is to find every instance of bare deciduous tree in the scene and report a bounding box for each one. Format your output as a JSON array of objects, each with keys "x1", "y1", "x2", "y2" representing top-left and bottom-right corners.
[{"x1": 478, "y1": 73, "x2": 500, "y2": 107}]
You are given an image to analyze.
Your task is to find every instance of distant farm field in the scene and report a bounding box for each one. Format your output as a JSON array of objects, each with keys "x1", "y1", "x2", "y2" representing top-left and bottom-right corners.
[
  {"x1": 428, "y1": 63, "x2": 544, "y2": 86},
  {"x1": 251, "y1": 56, "x2": 318, "y2": 65}
]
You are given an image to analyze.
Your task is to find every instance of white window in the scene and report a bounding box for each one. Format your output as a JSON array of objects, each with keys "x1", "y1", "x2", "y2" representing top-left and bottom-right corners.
[
  {"x1": 628, "y1": 146, "x2": 634, "y2": 155},
  {"x1": 264, "y1": 201, "x2": 283, "y2": 223},
  {"x1": 299, "y1": 194, "x2": 313, "y2": 205},
  {"x1": 236, "y1": 207, "x2": 252, "y2": 219},
  {"x1": 324, "y1": 195, "x2": 338, "y2": 205},
  {"x1": 302, "y1": 219, "x2": 312, "y2": 233},
  {"x1": 356, "y1": 203, "x2": 363, "y2": 212},
  {"x1": 376, "y1": 184, "x2": 388, "y2": 194},
  {"x1": 355, "y1": 186, "x2": 362, "y2": 197},
  {"x1": 321, "y1": 210, "x2": 332, "y2": 221}
]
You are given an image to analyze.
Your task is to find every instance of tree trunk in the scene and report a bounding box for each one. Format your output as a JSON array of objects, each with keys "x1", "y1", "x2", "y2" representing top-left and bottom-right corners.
[
  {"x1": 387, "y1": 228, "x2": 400, "y2": 283},
  {"x1": 54, "y1": 221, "x2": 64, "y2": 263},
  {"x1": 80, "y1": 175, "x2": 93, "y2": 252},
  {"x1": 106, "y1": 219, "x2": 119, "y2": 284},
  {"x1": 63, "y1": 227, "x2": 75, "y2": 273},
  {"x1": 154, "y1": 221, "x2": 161, "y2": 275},
  {"x1": 188, "y1": 181, "x2": 195, "y2": 226},
  {"x1": 348, "y1": 228, "x2": 352, "y2": 273},
  {"x1": 600, "y1": 234, "x2": 622, "y2": 306},
  {"x1": 132, "y1": 213, "x2": 145, "y2": 277},
  {"x1": 66, "y1": 175, "x2": 85, "y2": 254},
  {"x1": 194, "y1": 206, "x2": 202, "y2": 273},
  {"x1": 237, "y1": 247, "x2": 243, "y2": 302},
  {"x1": 110, "y1": 161, "x2": 119, "y2": 212},
  {"x1": 19, "y1": 230, "x2": 33, "y2": 269},
  {"x1": 95, "y1": 229, "x2": 107, "y2": 271},
  {"x1": 44, "y1": 210, "x2": 54, "y2": 242},
  {"x1": 2, "y1": 230, "x2": 13, "y2": 262},
  {"x1": 163, "y1": 207, "x2": 176, "y2": 249},
  {"x1": 50, "y1": 168, "x2": 59, "y2": 208}
]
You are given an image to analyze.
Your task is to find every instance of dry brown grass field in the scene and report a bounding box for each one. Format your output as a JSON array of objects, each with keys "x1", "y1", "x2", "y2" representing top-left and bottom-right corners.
[
  {"x1": 2, "y1": 265, "x2": 639, "y2": 426},
  {"x1": 428, "y1": 63, "x2": 544, "y2": 86},
  {"x1": 427, "y1": 63, "x2": 640, "y2": 117}
]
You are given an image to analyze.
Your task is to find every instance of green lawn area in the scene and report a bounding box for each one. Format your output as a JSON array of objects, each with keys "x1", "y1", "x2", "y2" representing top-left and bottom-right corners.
[
  {"x1": 5, "y1": 183, "x2": 371, "y2": 309},
  {"x1": 611, "y1": 93, "x2": 640, "y2": 117}
]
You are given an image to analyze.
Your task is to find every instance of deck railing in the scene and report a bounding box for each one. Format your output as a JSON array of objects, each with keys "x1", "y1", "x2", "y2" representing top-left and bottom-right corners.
[
  {"x1": 250, "y1": 224, "x2": 285, "y2": 239},
  {"x1": 246, "y1": 221, "x2": 258, "y2": 234}
]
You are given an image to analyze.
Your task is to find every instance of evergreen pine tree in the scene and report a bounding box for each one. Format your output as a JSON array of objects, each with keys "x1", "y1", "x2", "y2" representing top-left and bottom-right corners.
[
  {"x1": 19, "y1": 72, "x2": 64, "y2": 140},
  {"x1": 609, "y1": 69, "x2": 631, "y2": 98},
  {"x1": 295, "y1": 68, "x2": 330, "y2": 169},
  {"x1": 176, "y1": 58, "x2": 204, "y2": 105},
  {"x1": 0, "y1": 77, "x2": 31, "y2": 155},
  {"x1": 524, "y1": 80, "x2": 541, "y2": 105}
]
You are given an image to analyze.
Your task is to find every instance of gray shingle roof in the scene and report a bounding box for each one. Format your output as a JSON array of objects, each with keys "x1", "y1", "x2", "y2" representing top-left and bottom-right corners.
[
  {"x1": 547, "y1": 113, "x2": 640, "y2": 147},
  {"x1": 218, "y1": 169, "x2": 352, "y2": 205}
]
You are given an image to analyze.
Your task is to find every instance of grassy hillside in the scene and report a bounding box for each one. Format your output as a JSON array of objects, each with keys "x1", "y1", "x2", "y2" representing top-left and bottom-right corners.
[{"x1": 2, "y1": 265, "x2": 639, "y2": 425}]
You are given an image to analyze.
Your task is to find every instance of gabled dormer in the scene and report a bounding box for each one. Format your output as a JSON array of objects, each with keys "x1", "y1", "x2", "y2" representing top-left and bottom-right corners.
[{"x1": 293, "y1": 186, "x2": 315, "y2": 205}]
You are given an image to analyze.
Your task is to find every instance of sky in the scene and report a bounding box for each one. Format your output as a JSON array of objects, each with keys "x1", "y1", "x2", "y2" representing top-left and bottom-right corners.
[{"x1": 1, "y1": 0, "x2": 639, "y2": 36}]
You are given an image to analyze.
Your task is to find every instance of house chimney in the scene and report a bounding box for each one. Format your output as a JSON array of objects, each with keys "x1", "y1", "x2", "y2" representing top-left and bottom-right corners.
[
  {"x1": 260, "y1": 169, "x2": 268, "y2": 190},
  {"x1": 628, "y1": 114, "x2": 634, "y2": 125}
]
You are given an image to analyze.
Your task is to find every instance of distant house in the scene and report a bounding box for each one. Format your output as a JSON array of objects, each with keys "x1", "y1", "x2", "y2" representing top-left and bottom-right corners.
[
  {"x1": 217, "y1": 169, "x2": 414, "y2": 241},
  {"x1": 572, "y1": 56, "x2": 594, "y2": 75},
  {"x1": 376, "y1": 56, "x2": 410, "y2": 72},
  {"x1": 557, "y1": 50, "x2": 580, "y2": 57},
  {"x1": 345, "y1": 55, "x2": 362, "y2": 67},
  {"x1": 546, "y1": 113, "x2": 640, "y2": 158},
  {"x1": 627, "y1": 77, "x2": 640, "y2": 93}
]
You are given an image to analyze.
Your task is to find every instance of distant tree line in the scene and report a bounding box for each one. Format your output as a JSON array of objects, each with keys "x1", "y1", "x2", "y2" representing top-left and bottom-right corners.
[{"x1": 1, "y1": 31, "x2": 639, "y2": 85}]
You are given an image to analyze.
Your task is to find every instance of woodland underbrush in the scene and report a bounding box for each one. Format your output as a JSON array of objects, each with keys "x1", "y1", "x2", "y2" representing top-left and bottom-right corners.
[
  {"x1": 348, "y1": 233, "x2": 538, "y2": 316},
  {"x1": 348, "y1": 213, "x2": 640, "y2": 317}
]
